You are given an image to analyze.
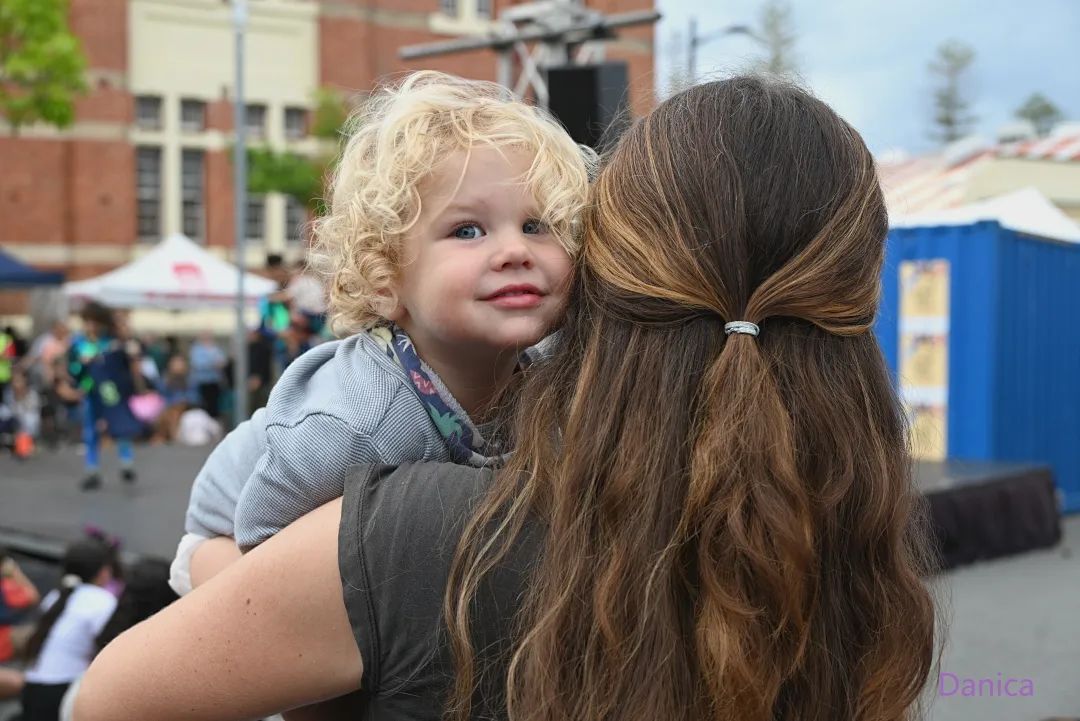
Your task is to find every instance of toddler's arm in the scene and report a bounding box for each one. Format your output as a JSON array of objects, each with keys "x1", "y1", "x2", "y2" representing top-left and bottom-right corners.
[
  {"x1": 234, "y1": 413, "x2": 376, "y2": 551},
  {"x1": 169, "y1": 408, "x2": 268, "y2": 595}
]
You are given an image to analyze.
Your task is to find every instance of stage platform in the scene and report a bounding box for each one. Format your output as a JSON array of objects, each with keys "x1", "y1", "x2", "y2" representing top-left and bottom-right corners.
[
  {"x1": 916, "y1": 460, "x2": 1062, "y2": 570},
  {"x1": 0, "y1": 448, "x2": 1065, "y2": 568}
]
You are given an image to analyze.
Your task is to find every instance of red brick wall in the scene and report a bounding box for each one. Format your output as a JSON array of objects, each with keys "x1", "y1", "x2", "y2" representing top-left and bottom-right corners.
[
  {"x1": 69, "y1": 0, "x2": 127, "y2": 72},
  {"x1": 74, "y1": 80, "x2": 132, "y2": 124},
  {"x1": 207, "y1": 99, "x2": 234, "y2": 132},
  {"x1": 205, "y1": 150, "x2": 235, "y2": 249},
  {"x1": 70, "y1": 141, "x2": 135, "y2": 246},
  {"x1": 606, "y1": 24, "x2": 656, "y2": 117},
  {"x1": 318, "y1": 16, "x2": 376, "y2": 92},
  {"x1": 0, "y1": 139, "x2": 69, "y2": 246}
]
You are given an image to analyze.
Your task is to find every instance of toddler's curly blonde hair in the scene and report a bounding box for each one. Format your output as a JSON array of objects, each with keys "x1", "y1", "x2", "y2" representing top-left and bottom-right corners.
[{"x1": 310, "y1": 70, "x2": 597, "y2": 335}]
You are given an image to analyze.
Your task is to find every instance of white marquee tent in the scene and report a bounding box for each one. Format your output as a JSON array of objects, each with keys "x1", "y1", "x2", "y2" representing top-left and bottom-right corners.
[{"x1": 64, "y1": 233, "x2": 277, "y2": 309}]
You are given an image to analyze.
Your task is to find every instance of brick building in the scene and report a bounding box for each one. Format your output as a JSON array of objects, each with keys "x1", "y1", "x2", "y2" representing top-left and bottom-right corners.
[{"x1": 0, "y1": 0, "x2": 655, "y2": 317}]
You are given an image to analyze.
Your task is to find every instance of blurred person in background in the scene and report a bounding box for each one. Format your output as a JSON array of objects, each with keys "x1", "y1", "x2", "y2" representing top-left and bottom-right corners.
[
  {"x1": 260, "y1": 254, "x2": 292, "y2": 337},
  {"x1": 2, "y1": 328, "x2": 27, "y2": 361},
  {"x1": 139, "y1": 334, "x2": 171, "y2": 377},
  {"x1": 0, "y1": 371, "x2": 42, "y2": 458},
  {"x1": 56, "y1": 558, "x2": 176, "y2": 721},
  {"x1": 187, "y1": 333, "x2": 226, "y2": 420},
  {"x1": 159, "y1": 356, "x2": 198, "y2": 410},
  {"x1": 21, "y1": 321, "x2": 71, "y2": 392},
  {"x1": 65, "y1": 302, "x2": 145, "y2": 491},
  {"x1": 19, "y1": 539, "x2": 116, "y2": 721},
  {"x1": 40, "y1": 357, "x2": 81, "y2": 449},
  {"x1": 246, "y1": 327, "x2": 274, "y2": 414},
  {"x1": 0, "y1": 328, "x2": 15, "y2": 399},
  {"x1": 285, "y1": 258, "x2": 328, "y2": 340},
  {"x1": 1, "y1": 546, "x2": 40, "y2": 666}
]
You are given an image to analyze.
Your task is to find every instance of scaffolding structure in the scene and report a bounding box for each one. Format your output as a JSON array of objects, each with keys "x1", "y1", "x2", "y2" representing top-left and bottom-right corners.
[{"x1": 399, "y1": 1, "x2": 659, "y2": 107}]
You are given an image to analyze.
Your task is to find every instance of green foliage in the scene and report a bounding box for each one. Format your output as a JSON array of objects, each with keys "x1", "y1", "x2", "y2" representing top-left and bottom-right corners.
[
  {"x1": 247, "y1": 147, "x2": 322, "y2": 207},
  {"x1": 929, "y1": 40, "x2": 977, "y2": 144},
  {"x1": 242, "y1": 86, "x2": 348, "y2": 214},
  {"x1": 310, "y1": 86, "x2": 348, "y2": 140},
  {"x1": 0, "y1": 0, "x2": 88, "y2": 133},
  {"x1": 1015, "y1": 93, "x2": 1063, "y2": 137}
]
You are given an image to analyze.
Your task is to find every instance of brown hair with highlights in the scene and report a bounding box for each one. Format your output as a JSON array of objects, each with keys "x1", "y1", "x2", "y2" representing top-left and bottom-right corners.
[{"x1": 446, "y1": 76, "x2": 938, "y2": 721}]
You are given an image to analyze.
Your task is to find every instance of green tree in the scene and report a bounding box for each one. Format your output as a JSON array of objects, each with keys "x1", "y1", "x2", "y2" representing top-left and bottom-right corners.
[
  {"x1": 929, "y1": 40, "x2": 977, "y2": 144},
  {"x1": 0, "y1": 0, "x2": 88, "y2": 134},
  {"x1": 754, "y1": 0, "x2": 798, "y2": 78},
  {"x1": 1015, "y1": 93, "x2": 1063, "y2": 137},
  {"x1": 245, "y1": 87, "x2": 349, "y2": 213}
]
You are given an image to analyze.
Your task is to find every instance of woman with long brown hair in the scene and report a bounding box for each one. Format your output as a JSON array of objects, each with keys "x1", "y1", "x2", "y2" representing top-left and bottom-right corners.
[{"x1": 75, "y1": 76, "x2": 937, "y2": 721}]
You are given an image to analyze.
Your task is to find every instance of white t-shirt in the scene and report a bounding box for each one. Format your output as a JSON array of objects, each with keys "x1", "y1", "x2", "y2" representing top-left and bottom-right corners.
[{"x1": 24, "y1": 585, "x2": 117, "y2": 685}]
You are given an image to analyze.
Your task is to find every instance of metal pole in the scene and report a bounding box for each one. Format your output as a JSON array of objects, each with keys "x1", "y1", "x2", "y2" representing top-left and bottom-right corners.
[
  {"x1": 496, "y1": 48, "x2": 513, "y2": 91},
  {"x1": 232, "y1": 0, "x2": 249, "y2": 423},
  {"x1": 687, "y1": 16, "x2": 696, "y2": 84}
]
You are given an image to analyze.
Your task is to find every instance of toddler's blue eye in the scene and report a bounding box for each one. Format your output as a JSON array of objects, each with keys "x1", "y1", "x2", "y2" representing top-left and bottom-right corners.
[
  {"x1": 523, "y1": 219, "x2": 547, "y2": 235},
  {"x1": 453, "y1": 224, "x2": 484, "y2": 240}
]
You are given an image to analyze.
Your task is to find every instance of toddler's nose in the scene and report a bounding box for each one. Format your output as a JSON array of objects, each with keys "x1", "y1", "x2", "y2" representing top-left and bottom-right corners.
[{"x1": 491, "y1": 232, "x2": 534, "y2": 270}]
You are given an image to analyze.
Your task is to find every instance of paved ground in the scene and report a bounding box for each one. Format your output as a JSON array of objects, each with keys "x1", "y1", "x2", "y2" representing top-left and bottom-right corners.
[
  {"x1": 0, "y1": 444, "x2": 212, "y2": 560},
  {"x1": 1, "y1": 445, "x2": 1078, "y2": 720}
]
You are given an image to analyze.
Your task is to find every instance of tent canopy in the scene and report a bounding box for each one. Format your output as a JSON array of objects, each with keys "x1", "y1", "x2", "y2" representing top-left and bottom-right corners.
[
  {"x1": 64, "y1": 233, "x2": 278, "y2": 309},
  {"x1": 889, "y1": 187, "x2": 1080, "y2": 243},
  {"x1": 0, "y1": 249, "x2": 65, "y2": 288}
]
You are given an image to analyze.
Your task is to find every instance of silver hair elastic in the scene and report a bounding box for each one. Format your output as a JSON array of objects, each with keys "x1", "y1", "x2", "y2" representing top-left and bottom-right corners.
[
  {"x1": 724, "y1": 321, "x2": 760, "y2": 337},
  {"x1": 60, "y1": 574, "x2": 82, "y2": 589}
]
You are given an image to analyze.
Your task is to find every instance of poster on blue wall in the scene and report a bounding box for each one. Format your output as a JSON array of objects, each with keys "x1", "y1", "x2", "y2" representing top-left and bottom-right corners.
[{"x1": 898, "y1": 259, "x2": 950, "y2": 460}]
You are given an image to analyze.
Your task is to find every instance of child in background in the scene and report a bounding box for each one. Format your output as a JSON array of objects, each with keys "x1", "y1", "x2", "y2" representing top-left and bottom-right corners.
[
  {"x1": 171, "y1": 70, "x2": 594, "y2": 594},
  {"x1": 19, "y1": 540, "x2": 116, "y2": 721},
  {"x1": 5, "y1": 370, "x2": 42, "y2": 441},
  {"x1": 64, "y1": 302, "x2": 144, "y2": 491},
  {"x1": 57, "y1": 558, "x2": 177, "y2": 721}
]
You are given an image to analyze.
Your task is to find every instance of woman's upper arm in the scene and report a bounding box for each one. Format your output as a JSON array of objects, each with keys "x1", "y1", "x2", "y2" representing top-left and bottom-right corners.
[{"x1": 75, "y1": 498, "x2": 362, "y2": 721}]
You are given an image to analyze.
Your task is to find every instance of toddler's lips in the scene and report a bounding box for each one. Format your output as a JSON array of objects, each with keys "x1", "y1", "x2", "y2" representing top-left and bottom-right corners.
[{"x1": 481, "y1": 284, "x2": 545, "y2": 309}]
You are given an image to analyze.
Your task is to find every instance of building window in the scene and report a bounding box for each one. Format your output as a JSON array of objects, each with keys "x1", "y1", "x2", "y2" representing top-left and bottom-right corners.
[
  {"x1": 180, "y1": 99, "x2": 206, "y2": 132},
  {"x1": 246, "y1": 196, "x2": 265, "y2": 240},
  {"x1": 284, "y1": 107, "x2": 307, "y2": 140},
  {"x1": 181, "y1": 149, "x2": 205, "y2": 240},
  {"x1": 285, "y1": 196, "x2": 307, "y2": 244},
  {"x1": 440, "y1": 0, "x2": 457, "y2": 16},
  {"x1": 246, "y1": 103, "x2": 266, "y2": 139},
  {"x1": 135, "y1": 146, "x2": 162, "y2": 240},
  {"x1": 476, "y1": 0, "x2": 490, "y2": 18},
  {"x1": 134, "y1": 96, "x2": 162, "y2": 131}
]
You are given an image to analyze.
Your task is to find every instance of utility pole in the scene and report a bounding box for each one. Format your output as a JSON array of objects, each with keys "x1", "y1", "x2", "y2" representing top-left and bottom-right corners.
[{"x1": 232, "y1": 0, "x2": 249, "y2": 422}]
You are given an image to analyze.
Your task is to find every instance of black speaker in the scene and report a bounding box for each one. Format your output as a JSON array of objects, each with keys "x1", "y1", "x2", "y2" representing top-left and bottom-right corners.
[{"x1": 546, "y1": 62, "x2": 631, "y2": 150}]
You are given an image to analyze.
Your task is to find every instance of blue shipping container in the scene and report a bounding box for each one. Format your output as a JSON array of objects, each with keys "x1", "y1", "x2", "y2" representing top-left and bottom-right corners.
[{"x1": 876, "y1": 220, "x2": 1080, "y2": 512}]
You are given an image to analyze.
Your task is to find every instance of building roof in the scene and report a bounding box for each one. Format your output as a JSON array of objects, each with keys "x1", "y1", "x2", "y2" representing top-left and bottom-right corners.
[{"x1": 878, "y1": 124, "x2": 1080, "y2": 216}]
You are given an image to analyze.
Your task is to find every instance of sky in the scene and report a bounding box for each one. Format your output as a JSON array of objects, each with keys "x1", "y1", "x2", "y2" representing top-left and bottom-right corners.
[{"x1": 654, "y1": 0, "x2": 1080, "y2": 155}]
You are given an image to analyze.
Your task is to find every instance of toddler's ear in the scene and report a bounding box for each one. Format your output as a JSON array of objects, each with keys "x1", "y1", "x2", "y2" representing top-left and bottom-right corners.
[{"x1": 373, "y1": 288, "x2": 406, "y2": 323}]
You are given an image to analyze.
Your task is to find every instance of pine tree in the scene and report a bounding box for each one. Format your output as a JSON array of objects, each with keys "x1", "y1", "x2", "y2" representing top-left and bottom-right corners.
[{"x1": 928, "y1": 40, "x2": 977, "y2": 144}]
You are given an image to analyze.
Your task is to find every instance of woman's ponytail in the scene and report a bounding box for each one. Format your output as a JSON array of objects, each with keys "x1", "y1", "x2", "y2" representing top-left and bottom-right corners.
[{"x1": 681, "y1": 328, "x2": 816, "y2": 718}]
